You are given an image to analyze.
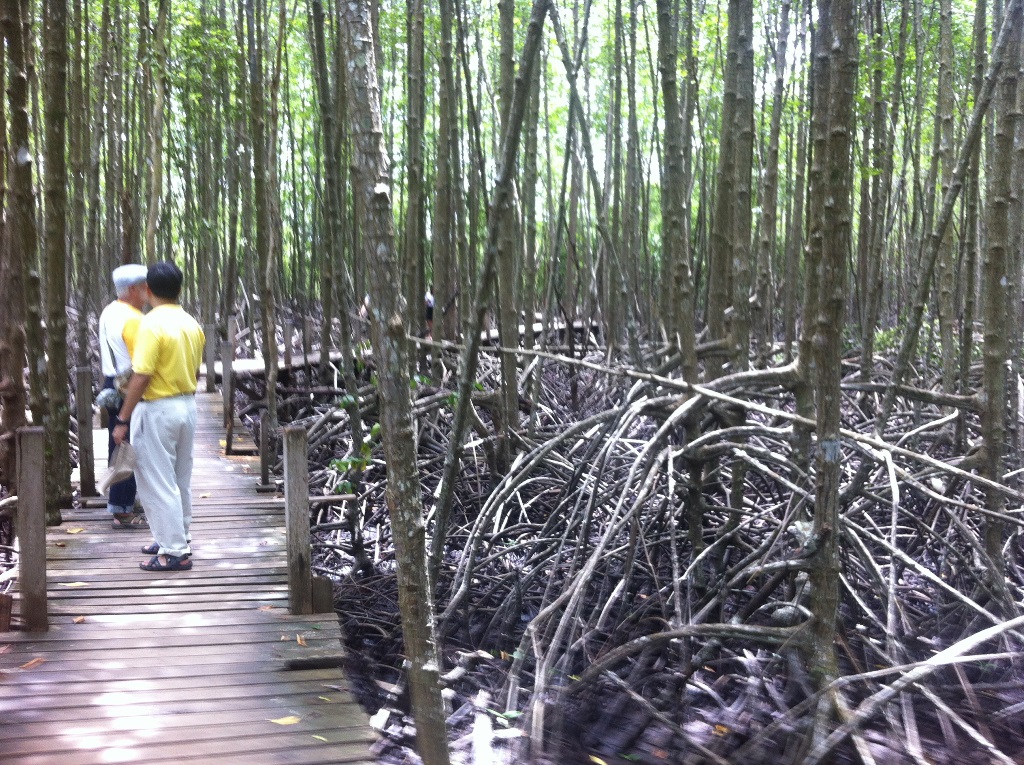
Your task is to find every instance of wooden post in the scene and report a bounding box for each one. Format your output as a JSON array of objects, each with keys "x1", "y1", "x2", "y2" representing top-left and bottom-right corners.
[
  {"x1": 283, "y1": 318, "x2": 293, "y2": 370},
  {"x1": 75, "y1": 367, "x2": 96, "y2": 497},
  {"x1": 311, "y1": 575, "x2": 334, "y2": 614},
  {"x1": 284, "y1": 426, "x2": 312, "y2": 615},
  {"x1": 16, "y1": 427, "x2": 47, "y2": 632},
  {"x1": 204, "y1": 323, "x2": 217, "y2": 393},
  {"x1": 256, "y1": 410, "x2": 276, "y2": 492},
  {"x1": 220, "y1": 340, "x2": 234, "y2": 434},
  {"x1": 227, "y1": 313, "x2": 239, "y2": 347}
]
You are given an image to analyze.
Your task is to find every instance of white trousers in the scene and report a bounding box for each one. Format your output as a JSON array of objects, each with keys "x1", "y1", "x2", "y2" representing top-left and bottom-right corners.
[{"x1": 131, "y1": 395, "x2": 197, "y2": 557}]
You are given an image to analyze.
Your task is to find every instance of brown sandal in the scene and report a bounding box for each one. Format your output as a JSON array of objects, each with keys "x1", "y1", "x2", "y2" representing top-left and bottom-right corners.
[{"x1": 112, "y1": 513, "x2": 148, "y2": 529}]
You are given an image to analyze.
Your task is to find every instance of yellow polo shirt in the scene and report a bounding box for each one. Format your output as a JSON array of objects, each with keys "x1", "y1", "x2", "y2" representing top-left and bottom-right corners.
[{"x1": 132, "y1": 304, "x2": 206, "y2": 401}]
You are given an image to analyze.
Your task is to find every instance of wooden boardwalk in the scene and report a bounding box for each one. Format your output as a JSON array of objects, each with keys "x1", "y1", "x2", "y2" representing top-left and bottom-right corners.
[{"x1": 0, "y1": 392, "x2": 377, "y2": 764}]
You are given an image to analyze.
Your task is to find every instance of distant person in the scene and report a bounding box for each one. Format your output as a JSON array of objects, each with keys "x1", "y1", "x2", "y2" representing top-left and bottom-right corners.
[
  {"x1": 424, "y1": 286, "x2": 434, "y2": 337},
  {"x1": 113, "y1": 262, "x2": 205, "y2": 572},
  {"x1": 97, "y1": 264, "x2": 149, "y2": 529}
]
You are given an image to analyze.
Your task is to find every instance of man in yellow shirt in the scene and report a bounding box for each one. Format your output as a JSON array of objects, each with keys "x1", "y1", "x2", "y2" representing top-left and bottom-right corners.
[
  {"x1": 97, "y1": 264, "x2": 148, "y2": 528},
  {"x1": 113, "y1": 262, "x2": 205, "y2": 572}
]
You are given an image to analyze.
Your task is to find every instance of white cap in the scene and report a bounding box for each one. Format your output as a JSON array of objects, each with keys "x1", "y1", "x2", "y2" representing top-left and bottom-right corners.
[{"x1": 112, "y1": 264, "x2": 148, "y2": 293}]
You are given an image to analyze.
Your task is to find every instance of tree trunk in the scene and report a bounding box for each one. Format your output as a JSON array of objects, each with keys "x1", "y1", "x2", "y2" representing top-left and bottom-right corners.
[
  {"x1": 339, "y1": 3, "x2": 451, "y2": 763},
  {"x1": 245, "y1": 0, "x2": 279, "y2": 426},
  {"x1": 404, "y1": 0, "x2": 425, "y2": 343},
  {"x1": 980, "y1": 6, "x2": 1021, "y2": 580},
  {"x1": 494, "y1": 0, "x2": 520, "y2": 474},
  {"x1": 936, "y1": 0, "x2": 957, "y2": 394},
  {"x1": 754, "y1": 1, "x2": 790, "y2": 367},
  {"x1": 433, "y1": 0, "x2": 459, "y2": 345},
  {"x1": 806, "y1": 0, "x2": 857, "y2": 690},
  {"x1": 0, "y1": 19, "x2": 19, "y2": 490},
  {"x1": 706, "y1": 0, "x2": 740, "y2": 381},
  {"x1": 144, "y1": 0, "x2": 168, "y2": 264},
  {"x1": 4, "y1": 0, "x2": 49, "y2": 514},
  {"x1": 43, "y1": 0, "x2": 71, "y2": 515}
]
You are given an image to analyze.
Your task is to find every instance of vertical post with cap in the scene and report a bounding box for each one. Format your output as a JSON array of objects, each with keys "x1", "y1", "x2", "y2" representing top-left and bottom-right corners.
[
  {"x1": 256, "y1": 409, "x2": 275, "y2": 492},
  {"x1": 16, "y1": 427, "x2": 47, "y2": 631},
  {"x1": 220, "y1": 340, "x2": 235, "y2": 453},
  {"x1": 204, "y1": 323, "x2": 216, "y2": 393},
  {"x1": 284, "y1": 425, "x2": 312, "y2": 614},
  {"x1": 76, "y1": 367, "x2": 96, "y2": 497},
  {"x1": 283, "y1": 318, "x2": 293, "y2": 370}
]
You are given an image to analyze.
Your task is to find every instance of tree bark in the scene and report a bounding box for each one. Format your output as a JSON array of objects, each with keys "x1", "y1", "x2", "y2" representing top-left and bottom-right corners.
[
  {"x1": 3, "y1": 0, "x2": 48, "y2": 515},
  {"x1": 339, "y1": 4, "x2": 451, "y2": 763},
  {"x1": 980, "y1": 6, "x2": 1021, "y2": 579},
  {"x1": 754, "y1": 1, "x2": 789, "y2": 367},
  {"x1": 806, "y1": 0, "x2": 857, "y2": 689},
  {"x1": 43, "y1": 0, "x2": 70, "y2": 515},
  {"x1": 0, "y1": 18, "x2": 18, "y2": 490},
  {"x1": 245, "y1": 0, "x2": 279, "y2": 426},
  {"x1": 144, "y1": 0, "x2": 168, "y2": 264},
  {"x1": 404, "y1": 0, "x2": 426, "y2": 343}
]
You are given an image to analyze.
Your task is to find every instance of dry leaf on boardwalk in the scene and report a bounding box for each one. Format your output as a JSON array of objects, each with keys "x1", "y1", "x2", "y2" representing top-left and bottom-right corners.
[
  {"x1": 19, "y1": 658, "x2": 45, "y2": 670},
  {"x1": 269, "y1": 715, "x2": 301, "y2": 725},
  {"x1": 296, "y1": 635, "x2": 307, "y2": 646},
  {"x1": 65, "y1": 528, "x2": 85, "y2": 534},
  {"x1": 73, "y1": 616, "x2": 87, "y2": 624}
]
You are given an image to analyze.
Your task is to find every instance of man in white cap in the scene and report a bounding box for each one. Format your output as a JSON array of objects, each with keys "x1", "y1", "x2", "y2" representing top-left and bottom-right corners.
[{"x1": 97, "y1": 263, "x2": 149, "y2": 529}]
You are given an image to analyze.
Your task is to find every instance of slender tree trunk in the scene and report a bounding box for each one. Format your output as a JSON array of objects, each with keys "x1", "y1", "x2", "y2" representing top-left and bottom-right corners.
[
  {"x1": 980, "y1": 6, "x2": 1021, "y2": 580},
  {"x1": 404, "y1": 0, "x2": 425, "y2": 343},
  {"x1": 730, "y1": 0, "x2": 754, "y2": 373},
  {"x1": 936, "y1": 0, "x2": 957, "y2": 394},
  {"x1": 339, "y1": 3, "x2": 450, "y2": 763},
  {"x1": 43, "y1": 0, "x2": 70, "y2": 515},
  {"x1": 754, "y1": 1, "x2": 790, "y2": 367},
  {"x1": 433, "y1": 0, "x2": 458, "y2": 345},
  {"x1": 144, "y1": 0, "x2": 168, "y2": 264},
  {"x1": 706, "y1": 0, "x2": 740, "y2": 380},
  {"x1": 4, "y1": 0, "x2": 48, "y2": 503},
  {"x1": 783, "y1": 12, "x2": 808, "y2": 364},
  {"x1": 245, "y1": 0, "x2": 279, "y2": 426},
  {"x1": 69, "y1": 0, "x2": 89, "y2": 367},
  {"x1": 494, "y1": 0, "x2": 520, "y2": 474},
  {"x1": 959, "y1": 0, "x2": 987, "y2": 447},
  {"x1": 0, "y1": 21, "x2": 18, "y2": 490},
  {"x1": 806, "y1": 0, "x2": 857, "y2": 691}
]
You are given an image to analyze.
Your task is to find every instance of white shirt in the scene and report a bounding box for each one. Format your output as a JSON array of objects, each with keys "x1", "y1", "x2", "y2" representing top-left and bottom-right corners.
[{"x1": 98, "y1": 300, "x2": 142, "y2": 377}]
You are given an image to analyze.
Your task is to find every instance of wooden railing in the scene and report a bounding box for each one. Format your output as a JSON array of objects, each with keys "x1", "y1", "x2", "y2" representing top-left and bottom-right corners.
[{"x1": 5, "y1": 342, "x2": 337, "y2": 633}]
